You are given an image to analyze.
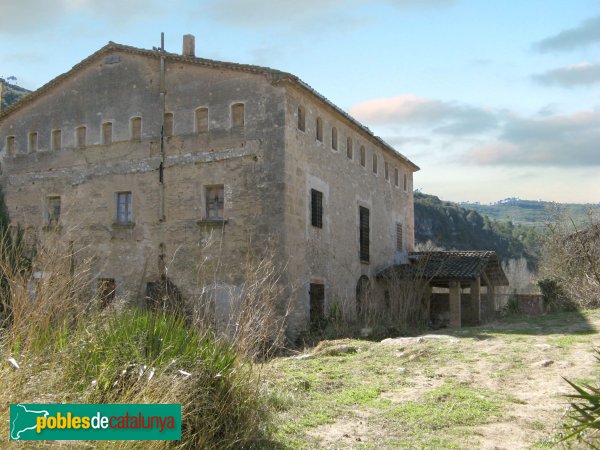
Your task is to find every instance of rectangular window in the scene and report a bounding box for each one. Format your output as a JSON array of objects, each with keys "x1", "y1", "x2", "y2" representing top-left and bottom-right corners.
[
  {"x1": 195, "y1": 108, "x2": 208, "y2": 133},
  {"x1": 311, "y1": 189, "x2": 323, "y2": 229},
  {"x1": 76, "y1": 126, "x2": 86, "y2": 148},
  {"x1": 206, "y1": 185, "x2": 224, "y2": 220},
  {"x1": 372, "y1": 153, "x2": 378, "y2": 174},
  {"x1": 385, "y1": 161, "x2": 389, "y2": 181},
  {"x1": 331, "y1": 127, "x2": 338, "y2": 150},
  {"x1": 297, "y1": 106, "x2": 305, "y2": 132},
  {"x1": 130, "y1": 117, "x2": 142, "y2": 140},
  {"x1": 346, "y1": 137, "x2": 353, "y2": 159},
  {"x1": 29, "y1": 132, "x2": 38, "y2": 152},
  {"x1": 97, "y1": 278, "x2": 116, "y2": 308},
  {"x1": 359, "y1": 206, "x2": 370, "y2": 263},
  {"x1": 52, "y1": 129, "x2": 62, "y2": 151},
  {"x1": 164, "y1": 112, "x2": 174, "y2": 137},
  {"x1": 309, "y1": 283, "x2": 325, "y2": 322},
  {"x1": 232, "y1": 103, "x2": 245, "y2": 128},
  {"x1": 396, "y1": 222, "x2": 403, "y2": 251},
  {"x1": 102, "y1": 122, "x2": 112, "y2": 145},
  {"x1": 116, "y1": 191, "x2": 132, "y2": 224},
  {"x1": 403, "y1": 173, "x2": 408, "y2": 191},
  {"x1": 394, "y1": 168, "x2": 399, "y2": 187},
  {"x1": 316, "y1": 117, "x2": 323, "y2": 142},
  {"x1": 46, "y1": 196, "x2": 61, "y2": 226},
  {"x1": 6, "y1": 136, "x2": 15, "y2": 156},
  {"x1": 360, "y1": 146, "x2": 366, "y2": 167}
]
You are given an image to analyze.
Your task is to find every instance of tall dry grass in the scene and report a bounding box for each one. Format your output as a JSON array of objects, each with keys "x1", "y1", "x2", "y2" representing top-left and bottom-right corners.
[{"x1": 0, "y1": 230, "x2": 277, "y2": 449}]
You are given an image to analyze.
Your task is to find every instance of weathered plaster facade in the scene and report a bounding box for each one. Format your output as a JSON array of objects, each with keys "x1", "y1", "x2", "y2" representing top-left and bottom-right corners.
[{"x1": 0, "y1": 38, "x2": 418, "y2": 336}]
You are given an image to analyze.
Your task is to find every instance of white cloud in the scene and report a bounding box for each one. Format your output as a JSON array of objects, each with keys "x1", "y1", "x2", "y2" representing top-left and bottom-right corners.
[
  {"x1": 533, "y1": 62, "x2": 600, "y2": 87},
  {"x1": 534, "y1": 15, "x2": 600, "y2": 52}
]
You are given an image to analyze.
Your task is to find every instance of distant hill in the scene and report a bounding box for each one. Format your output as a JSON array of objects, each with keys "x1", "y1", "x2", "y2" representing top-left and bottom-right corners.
[
  {"x1": 1, "y1": 78, "x2": 30, "y2": 111},
  {"x1": 414, "y1": 192, "x2": 544, "y2": 266},
  {"x1": 458, "y1": 198, "x2": 599, "y2": 228}
]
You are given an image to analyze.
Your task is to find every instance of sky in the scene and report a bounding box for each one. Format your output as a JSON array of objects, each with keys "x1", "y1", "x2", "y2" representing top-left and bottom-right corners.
[{"x1": 1, "y1": 0, "x2": 599, "y2": 204}]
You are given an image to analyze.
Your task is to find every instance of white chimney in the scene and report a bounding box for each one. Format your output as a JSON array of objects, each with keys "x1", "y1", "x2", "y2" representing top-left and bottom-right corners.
[{"x1": 182, "y1": 34, "x2": 195, "y2": 57}]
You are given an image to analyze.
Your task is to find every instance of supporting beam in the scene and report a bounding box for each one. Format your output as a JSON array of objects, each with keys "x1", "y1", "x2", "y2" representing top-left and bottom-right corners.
[
  {"x1": 470, "y1": 277, "x2": 481, "y2": 324},
  {"x1": 449, "y1": 281, "x2": 461, "y2": 328}
]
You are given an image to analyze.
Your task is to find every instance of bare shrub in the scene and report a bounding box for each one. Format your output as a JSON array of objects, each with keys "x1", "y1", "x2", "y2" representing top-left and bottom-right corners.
[
  {"x1": 192, "y1": 230, "x2": 292, "y2": 360},
  {"x1": 539, "y1": 211, "x2": 600, "y2": 310}
]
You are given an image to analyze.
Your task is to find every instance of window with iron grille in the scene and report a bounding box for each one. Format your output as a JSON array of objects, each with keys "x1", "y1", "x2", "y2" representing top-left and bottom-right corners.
[
  {"x1": 311, "y1": 189, "x2": 323, "y2": 228},
  {"x1": 116, "y1": 191, "x2": 132, "y2": 224},
  {"x1": 206, "y1": 185, "x2": 224, "y2": 220},
  {"x1": 196, "y1": 107, "x2": 209, "y2": 132},
  {"x1": 102, "y1": 122, "x2": 112, "y2": 145},
  {"x1": 52, "y1": 129, "x2": 62, "y2": 151},
  {"x1": 46, "y1": 196, "x2": 61, "y2": 226},
  {"x1": 359, "y1": 206, "x2": 370, "y2": 262},
  {"x1": 309, "y1": 283, "x2": 325, "y2": 322},
  {"x1": 396, "y1": 222, "x2": 403, "y2": 251}
]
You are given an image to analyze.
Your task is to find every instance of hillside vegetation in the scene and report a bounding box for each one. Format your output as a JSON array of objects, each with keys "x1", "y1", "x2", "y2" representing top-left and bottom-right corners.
[
  {"x1": 459, "y1": 197, "x2": 599, "y2": 228},
  {"x1": 414, "y1": 192, "x2": 544, "y2": 266},
  {"x1": 0, "y1": 78, "x2": 30, "y2": 111}
]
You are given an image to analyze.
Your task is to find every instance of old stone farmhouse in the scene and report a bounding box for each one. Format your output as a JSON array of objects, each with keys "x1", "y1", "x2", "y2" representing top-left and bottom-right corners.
[
  {"x1": 0, "y1": 35, "x2": 426, "y2": 336},
  {"x1": 1, "y1": 35, "x2": 512, "y2": 335}
]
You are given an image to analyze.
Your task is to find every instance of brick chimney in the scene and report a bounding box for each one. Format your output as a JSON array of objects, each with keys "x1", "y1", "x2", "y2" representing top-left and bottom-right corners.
[{"x1": 182, "y1": 34, "x2": 195, "y2": 57}]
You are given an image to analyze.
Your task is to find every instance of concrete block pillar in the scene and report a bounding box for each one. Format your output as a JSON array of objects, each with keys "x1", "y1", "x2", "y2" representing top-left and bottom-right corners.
[
  {"x1": 449, "y1": 281, "x2": 461, "y2": 328},
  {"x1": 470, "y1": 277, "x2": 481, "y2": 324}
]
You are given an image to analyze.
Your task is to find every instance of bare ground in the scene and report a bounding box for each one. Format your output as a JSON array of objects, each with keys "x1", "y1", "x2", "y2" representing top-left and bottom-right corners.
[{"x1": 266, "y1": 310, "x2": 600, "y2": 449}]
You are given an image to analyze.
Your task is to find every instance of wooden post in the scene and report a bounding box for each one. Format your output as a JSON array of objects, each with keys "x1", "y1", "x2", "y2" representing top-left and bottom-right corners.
[
  {"x1": 470, "y1": 277, "x2": 481, "y2": 324},
  {"x1": 449, "y1": 281, "x2": 461, "y2": 328}
]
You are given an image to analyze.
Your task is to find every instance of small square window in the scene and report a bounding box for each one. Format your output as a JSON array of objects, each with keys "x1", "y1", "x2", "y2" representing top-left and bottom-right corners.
[
  {"x1": 346, "y1": 138, "x2": 353, "y2": 159},
  {"x1": 206, "y1": 185, "x2": 224, "y2": 220},
  {"x1": 316, "y1": 117, "x2": 323, "y2": 142},
  {"x1": 52, "y1": 129, "x2": 62, "y2": 151},
  {"x1": 195, "y1": 108, "x2": 209, "y2": 133},
  {"x1": 331, "y1": 127, "x2": 338, "y2": 150},
  {"x1": 76, "y1": 126, "x2": 86, "y2": 148},
  {"x1": 6, "y1": 136, "x2": 15, "y2": 156},
  {"x1": 115, "y1": 191, "x2": 132, "y2": 224},
  {"x1": 29, "y1": 132, "x2": 38, "y2": 152},
  {"x1": 102, "y1": 122, "x2": 112, "y2": 145},
  {"x1": 232, "y1": 103, "x2": 245, "y2": 128},
  {"x1": 164, "y1": 112, "x2": 173, "y2": 137},
  {"x1": 46, "y1": 196, "x2": 61, "y2": 226},
  {"x1": 298, "y1": 106, "x2": 306, "y2": 132},
  {"x1": 130, "y1": 117, "x2": 142, "y2": 141}
]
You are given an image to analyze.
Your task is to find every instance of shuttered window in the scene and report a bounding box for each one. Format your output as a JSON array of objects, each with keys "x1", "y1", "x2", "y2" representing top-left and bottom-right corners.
[
  {"x1": 309, "y1": 283, "x2": 325, "y2": 322},
  {"x1": 76, "y1": 126, "x2": 86, "y2": 148},
  {"x1": 311, "y1": 189, "x2": 323, "y2": 228},
  {"x1": 359, "y1": 206, "x2": 370, "y2": 262},
  {"x1": 130, "y1": 117, "x2": 142, "y2": 140},
  {"x1": 232, "y1": 103, "x2": 245, "y2": 128},
  {"x1": 52, "y1": 129, "x2": 62, "y2": 151},
  {"x1": 102, "y1": 122, "x2": 112, "y2": 145}
]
